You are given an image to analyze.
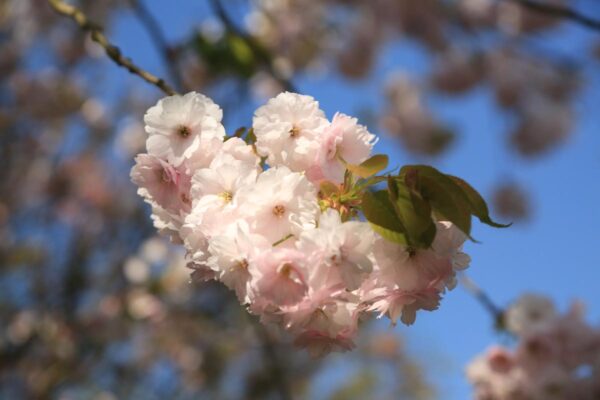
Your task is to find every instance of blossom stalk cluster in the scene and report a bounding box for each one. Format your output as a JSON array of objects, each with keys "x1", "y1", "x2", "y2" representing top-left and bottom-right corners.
[
  {"x1": 131, "y1": 91, "x2": 470, "y2": 356},
  {"x1": 467, "y1": 294, "x2": 600, "y2": 399}
]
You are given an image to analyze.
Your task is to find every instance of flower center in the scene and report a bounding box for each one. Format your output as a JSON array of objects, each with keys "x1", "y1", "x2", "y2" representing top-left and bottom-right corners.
[
  {"x1": 161, "y1": 169, "x2": 171, "y2": 183},
  {"x1": 236, "y1": 259, "x2": 249, "y2": 270},
  {"x1": 219, "y1": 191, "x2": 233, "y2": 203},
  {"x1": 272, "y1": 204, "x2": 286, "y2": 217},
  {"x1": 176, "y1": 125, "x2": 191, "y2": 138},
  {"x1": 329, "y1": 252, "x2": 343, "y2": 265},
  {"x1": 180, "y1": 192, "x2": 191, "y2": 204},
  {"x1": 308, "y1": 308, "x2": 328, "y2": 325},
  {"x1": 289, "y1": 125, "x2": 300, "y2": 138},
  {"x1": 279, "y1": 262, "x2": 293, "y2": 277}
]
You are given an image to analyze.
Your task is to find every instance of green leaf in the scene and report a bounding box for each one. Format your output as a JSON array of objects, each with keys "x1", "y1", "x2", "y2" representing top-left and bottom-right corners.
[
  {"x1": 370, "y1": 225, "x2": 408, "y2": 246},
  {"x1": 192, "y1": 31, "x2": 258, "y2": 79},
  {"x1": 388, "y1": 176, "x2": 436, "y2": 248},
  {"x1": 347, "y1": 154, "x2": 389, "y2": 179},
  {"x1": 361, "y1": 190, "x2": 407, "y2": 245},
  {"x1": 343, "y1": 168, "x2": 353, "y2": 190},
  {"x1": 448, "y1": 176, "x2": 511, "y2": 228},
  {"x1": 229, "y1": 35, "x2": 254, "y2": 66},
  {"x1": 353, "y1": 176, "x2": 388, "y2": 195},
  {"x1": 400, "y1": 165, "x2": 474, "y2": 240}
]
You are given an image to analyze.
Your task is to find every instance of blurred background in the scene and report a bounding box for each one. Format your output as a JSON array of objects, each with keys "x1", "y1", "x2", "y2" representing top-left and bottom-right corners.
[{"x1": 1, "y1": 0, "x2": 599, "y2": 398}]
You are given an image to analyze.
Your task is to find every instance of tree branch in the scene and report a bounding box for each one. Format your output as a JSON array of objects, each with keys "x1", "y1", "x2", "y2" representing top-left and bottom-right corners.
[
  {"x1": 47, "y1": 0, "x2": 178, "y2": 96},
  {"x1": 244, "y1": 313, "x2": 293, "y2": 400},
  {"x1": 127, "y1": 0, "x2": 185, "y2": 91},
  {"x1": 255, "y1": 323, "x2": 293, "y2": 400},
  {"x1": 460, "y1": 273, "x2": 505, "y2": 327},
  {"x1": 505, "y1": 0, "x2": 600, "y2": 32}
]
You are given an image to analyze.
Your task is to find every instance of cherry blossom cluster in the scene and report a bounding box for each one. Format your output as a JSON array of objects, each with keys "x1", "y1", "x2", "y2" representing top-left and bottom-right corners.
[
  {"x1": 130, "y1": 91, "x2": 471, "y2": 356},
  {"x1": 467, "y1": 294, "x2": 600, "y2": 399}
]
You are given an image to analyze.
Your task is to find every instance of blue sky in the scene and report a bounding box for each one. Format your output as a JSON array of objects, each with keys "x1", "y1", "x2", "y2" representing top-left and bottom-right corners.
[{"x1": 103, "y1": 1, "x2": 600, "y2": 398}]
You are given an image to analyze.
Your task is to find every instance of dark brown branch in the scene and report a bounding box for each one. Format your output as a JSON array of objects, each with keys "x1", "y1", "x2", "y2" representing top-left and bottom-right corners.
[
  {"x1": 127, "y1": 0, "x2": 185, "y2": 91},
  {"x1": 47, "y1": 0, "x2": 178, "y2": 96},
  {"x1": 505, "y1": 0, "x2": 600, "y2": 32},
  {"x1": 208, "y1": 0, "x2": 297, "y2": 92}
]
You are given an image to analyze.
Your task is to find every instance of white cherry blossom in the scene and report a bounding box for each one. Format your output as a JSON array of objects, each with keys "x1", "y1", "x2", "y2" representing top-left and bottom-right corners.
[
  {"x1": 237, "y1": 166, "x2": 319, "y2": 243},
  {"x1": 131, "y1": 91, "x2": 477, "y2": 357},
  {"x1": 145, "y1": 92, "x2": 225, "y2": 166},
  {"x1": 253, "y1": 92, "x2": 328, "y2": 171}
]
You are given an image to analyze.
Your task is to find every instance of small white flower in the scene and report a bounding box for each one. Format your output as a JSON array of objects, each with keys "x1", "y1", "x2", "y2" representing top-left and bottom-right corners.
[
  {"x1": 221, "y1": 137, "x2": 261, "y2": 167},
  {"x1": 238, "y1": 166, "x2": 319, "y2": 243},
  {"x1": 371, "y1": 237, "x2": 420, "y2": 291},
  {"x1": 180, "y1": 201, "x2": 240, "y2": 267},
  {"x1": 372, "y1": 221, "x2": 470, "y2": 293},
  {"x1": 207, "y1": 222, "x2": 270, "y2": 303},
  {"x1": 316, "y1": 113, "x2": 377, "y2": 183},
  {"x1": 144, "y1": 92, "x2": 225, "y2": 166},
  {"x1": 250, "y1": 247, "x2": 310, "y2": 307},
  {"x1": 253, "y1": 92, "x2": 328, "y2": 171},
  {"x1": 181, "y1": 137, "x2": 223, "y2": 173},
  {"x1": 149, "y1": 202, "x2": 185, "y2": 244},
  {"x1": 432, "y1": 221, "x2": 471, "y2": 272},
  {"x1": 130, "y1": 153, "x2": 191, "y2": 215},
  {"x1": 298, "y1": 209, "x2": 374, "y2": 291},
  {"x1": 190, "y1": 153, "x2": 258, "y2": 212}
]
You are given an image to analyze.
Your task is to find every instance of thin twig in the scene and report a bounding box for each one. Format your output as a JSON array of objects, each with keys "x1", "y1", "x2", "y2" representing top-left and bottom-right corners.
[
  {"x1": 127, "y1": 0, "x2": 185, "y2": 91},
  {"x1": 504, "y1": 0, "x2": 600, "y2": 32},
  {"x1": 460, "y1": 273, "x2": 505, "y2": 327},
  {"x1": 208, "y1": 0, "x2": 297, "y2": 92},
  {"x1": 47, "y1": 0, "x2": 178, "y2": 96}
]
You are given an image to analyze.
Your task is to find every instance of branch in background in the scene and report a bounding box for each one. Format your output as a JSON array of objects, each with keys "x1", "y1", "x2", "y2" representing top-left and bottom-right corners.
[
  {"x1": 47, "y1": 0, "x2": 178, "y2": 96},
  {"x1": 505, "y1": 0, "x2": 600, "y2": 32},
  {"x1": 255, "y1": 324, "x2": 293, "y2": 400},
  {"x1": 127, "y1": 0, "x2": 185, "y2": 91},
  {"x1": 208, "y1": 0, "x2": 297, "y2": 92},
  {"x1": 245, "y1": 314, "x2": 293, "y2": 400},
  {"x1": 460, "y1": 273, "x2": 505, "y2": 328}
]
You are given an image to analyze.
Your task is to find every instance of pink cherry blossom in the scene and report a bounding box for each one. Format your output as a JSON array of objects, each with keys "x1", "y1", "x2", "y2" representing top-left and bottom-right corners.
[
  {"x1": 130, "y1": 153, "x2": 191, "y2": 215},
  {"x1": 251, "y1": 247, "x2": 309, "y2": 307},
  {"x1": 207, "y1": 222, "x2": 270, "y2": 303},
  {"x1": 311, "y1": 112, "x2": 377, "y2": 183},
  {"x1": 467, "y1": 295, "x2": 600, "y2": 400},
  {"x1": 130, "y1": 91, "x2": 479, "y2": 357},
  {"x1": 298, "y1": 209, "x2": 374, "y2": 291},
  {"x1": 144, "y1": 92, "x2": 225, "y2": 166},
  {"x1": 238, "y1": 166, "x2": 319, "y2": 243},
  {"x1": 253, "y1": 92, "x2": 328, "y2": 171}
]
